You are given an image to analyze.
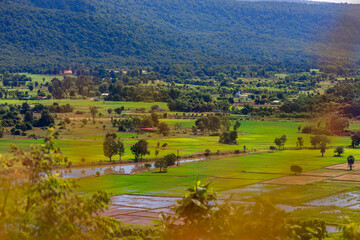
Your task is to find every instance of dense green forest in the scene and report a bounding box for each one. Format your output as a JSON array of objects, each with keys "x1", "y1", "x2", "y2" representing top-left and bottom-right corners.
[{"x1": 0, "y1": 0, "x2": 359, "y2": 72}]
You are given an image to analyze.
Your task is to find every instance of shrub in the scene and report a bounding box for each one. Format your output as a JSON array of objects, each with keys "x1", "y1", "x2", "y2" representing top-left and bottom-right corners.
[
  {"x1": 205, "y1": 149, "x2": 211, "y2": 156},
  {"x1": 144, "y1": 163, "x2": 152, "y2": 170},
  {"x1": 164, "y1": 153, "x2": 177, "y2": 166},
  {"x1": 291, "y1": 165, "x2": 303, "y2": 174}
]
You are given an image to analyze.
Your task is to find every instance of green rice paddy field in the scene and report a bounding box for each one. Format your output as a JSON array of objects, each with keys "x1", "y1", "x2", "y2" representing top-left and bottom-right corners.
[
  {"x1": 1, "y1": 120, "x2": 359, "y2": 165},
  {"x1": 77, "y1": 149, "x2": 358, "y2": 197}
]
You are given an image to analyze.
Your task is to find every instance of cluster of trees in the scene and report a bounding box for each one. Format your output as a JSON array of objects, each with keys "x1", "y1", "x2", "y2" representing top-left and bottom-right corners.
[
  {"x1": 194, "y1": 116, "x2": 221, "y2": 133},
  {"x1": 219, "y1": 120, "x2": 240, "y2": 144},
  {"x1": 154, "y1": 153, "x2": 177, "y2": 172},
  {"x1": 106, "y1": 84, "x2": 218, "y2": 112},
  {"x1": 0, "y1": 103, "x2": 59, "y2": 136},
  {"x1": 310, "y1": 135, "x2": 331, "y2": 149},
  {"x1": 219, "y1": 131, "x2": 238, "y2": 144},
  {"x1": 48, "y1": 103, "x2": 74, "y2": 113},
  {"x1": 0, "y1": 72, "x2": 32, "y2": 87},
  {"x1": 280, "y1": 80, "x2": 360, "y2": 119},
  {"x1": 111, "y1": 113, "x2": 170, "y2": 136},
  {"x1": 48, "y1": 76, "x2": 101, "y2": 98},
  {"x1": 300, "y1": 116, "x2": 349, "y2": 136}
]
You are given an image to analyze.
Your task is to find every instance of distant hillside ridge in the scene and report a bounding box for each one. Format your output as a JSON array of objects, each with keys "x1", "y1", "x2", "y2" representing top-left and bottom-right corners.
[{"x1": 0, "y1": 0, "x2": 359, "y2": 71}]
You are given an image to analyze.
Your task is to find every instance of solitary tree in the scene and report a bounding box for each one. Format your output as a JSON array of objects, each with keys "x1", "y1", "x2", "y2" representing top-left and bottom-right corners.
[
  {"x1": 274, "y1": 135, "x2": 287, "y2": 149},
  {"x1": 24, "y1": 111, "x2": 33, "y2": 123},
  {"x1": 320, "y1": 143, "x2": 326, "y2": 157},
  {"x1": 351, "y1": 131, "x2": 360, "y2": 148},
  {"x1": 117, "y1": 140, "x2": 125, "y2": 161},
  {"x1": 347, "y1": 155, "x2": 355, "y2": 170},
  {"x1": 154, "y1": 159, "x2": 167, "y2": 173},
  {"x1": 234, "y1": 120, "x2": 241, "y2": 131},
  {"x1": 158, "y1": 122, "x2": 170, "y2": 136},
  {"x1": 198, "y1": 121, "x2": 206, "y2": 134},
  {"x1": 131, "y1": 139, "x2": 150, "y2": 162},
  {"x1": 114, "y1": 107, "x2": 124, "y2": 116},
  {"x1": 334, "y1": 146, "x2": 344, "y2": 157},
  {"x1": 151, "y1": 113, "x2": 159, "y2": 127},
  {"x1": 107, "y1": 108, "x2": 113, "y2": 117},
  {"x1": 192, "y1": 126, "x2": 198, "y2": 135},
  {"x1": 89, "y1": 106, "x2": 98, "y2": 121},
  {"x1": 164, "y1": 153, "x2": 177, "y2": 166},
  {"x1": 103, "y1": 135, "x2": 118, "y2": 161},
  {"x1": 297, "y1": 137, "x2": 304, "y2": 149}
]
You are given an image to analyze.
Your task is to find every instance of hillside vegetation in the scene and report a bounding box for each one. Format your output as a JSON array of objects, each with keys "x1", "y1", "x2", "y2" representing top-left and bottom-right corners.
[{"x1": 1, "y1": 0, "x2": 359, "y2": 71}]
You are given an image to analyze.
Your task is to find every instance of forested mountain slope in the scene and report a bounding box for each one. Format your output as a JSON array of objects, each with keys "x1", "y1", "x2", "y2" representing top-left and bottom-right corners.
[{"x1": 0, "y1": 0, "x2": 359, "y2": 71}]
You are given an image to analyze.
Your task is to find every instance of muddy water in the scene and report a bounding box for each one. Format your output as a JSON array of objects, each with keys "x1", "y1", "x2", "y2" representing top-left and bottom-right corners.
[
  {"x1": 106, "y1": 194, "x2": 341, "y2": 232},
  {"x1": 307, "y1": 190, "x2": 360, "y2": 208},
  {"x1": 52, "y1": 158, "x2": 205, "y2": 178}
]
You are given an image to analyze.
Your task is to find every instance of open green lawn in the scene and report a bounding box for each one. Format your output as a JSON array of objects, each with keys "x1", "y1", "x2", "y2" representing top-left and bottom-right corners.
[{"x1": 18, "y1": 73, "x2": 65, "y2": 83}]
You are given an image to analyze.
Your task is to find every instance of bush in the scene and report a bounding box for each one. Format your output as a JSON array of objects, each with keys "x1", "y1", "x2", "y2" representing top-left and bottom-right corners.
[
  {"x1": 205, "y1": 149, "x2": 211, "y2": 156},
  {"x1": 234, "y1": 150, "x2": 240, "y2": 154},
  {"x1": 10, "y1": 128, "x2": 21, "y2": 135},
  {"x1": 64, "y1": 118, "x2": 71, "y2": 124},
  {"x1": 75, "y1": 110, "x2": 84, "y2": 115},
  {"x1": 302, "y1": 125, "x2": 331, "y2": 135},
  {"x1": 291, "y1": 165, "x2": 303, "y2": 174},
  {"x1": 164, "y1": 153, "x2": 177, "y2": 166}
]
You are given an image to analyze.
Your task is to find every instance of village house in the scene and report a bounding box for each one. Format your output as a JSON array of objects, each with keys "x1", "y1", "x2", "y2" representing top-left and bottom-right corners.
[
  {"x1": 233, "y1": 91, "x2": 249, "y2": 99},
  {"x1": 63, "y1": 70, "x2": 73, "y2": 75}
]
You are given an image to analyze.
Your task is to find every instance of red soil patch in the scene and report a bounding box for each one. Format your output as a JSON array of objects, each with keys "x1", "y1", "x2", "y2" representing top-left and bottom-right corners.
[
  {"x1": 300, "y1": 169, "x2": 346, "y2": 177},
  {"x1": 325, "y1": 161, "x2": 360, "y2": 170},
  {"x1": 331, "y1": 174, "x2": 360, "y2": 182}
]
